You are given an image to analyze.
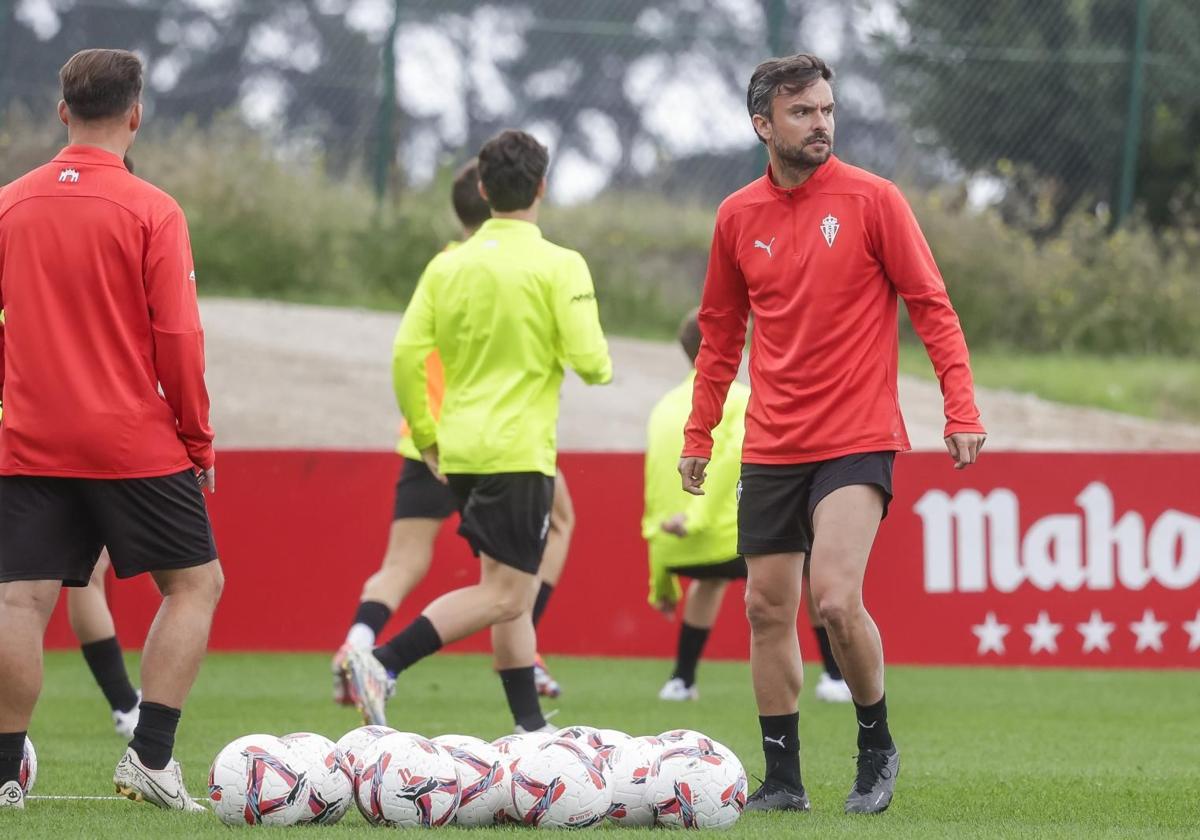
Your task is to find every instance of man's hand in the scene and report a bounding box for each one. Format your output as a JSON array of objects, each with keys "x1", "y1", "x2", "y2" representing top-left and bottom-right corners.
[
  {"x1": 197, "y1": 465, "x2": 216, "y2": 494},
  {"x1": 653, "y1": 599, "x2": 677, "y2": 619},
  {"x1": 945, "y1": 432, "x2": 986, "y2": 470},
  {"x1": 421, "y1": 445, "x2": 447, "y2": 484},
  {"x1": 678, "y1": 456, "x2": 710, "y2": 496},
  {"x1": 660, "y1": 513, "x2": 688, "y2": 538}
]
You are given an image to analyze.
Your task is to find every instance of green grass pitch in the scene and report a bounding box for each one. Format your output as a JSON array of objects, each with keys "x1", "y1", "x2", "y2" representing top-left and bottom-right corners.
[{"x1": 9, "y1": 652, "x2": 1197, "y2": 837}]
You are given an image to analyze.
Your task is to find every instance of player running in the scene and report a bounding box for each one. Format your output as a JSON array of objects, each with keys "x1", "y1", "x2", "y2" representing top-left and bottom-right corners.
[
  {"x1": 680, "y1": 54, "x2": 985, "y2": 815},
  {"x1": 333, "y1": 160, "x2": 571, "y2": 703},
  {"x1": 344, "y1": 130, "x2": 611, "y2": 733},
  {"x1": 647, "y1": 310, "x2": 850, "y2": 703},
  {"x1": 0, "y1": 49, "x2": 221, "y2": 811}
]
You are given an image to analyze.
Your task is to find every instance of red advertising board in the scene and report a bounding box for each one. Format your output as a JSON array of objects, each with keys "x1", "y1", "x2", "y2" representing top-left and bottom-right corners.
[{"x1": 43, "y1": 451, "x2": 1200, "y2": 668}]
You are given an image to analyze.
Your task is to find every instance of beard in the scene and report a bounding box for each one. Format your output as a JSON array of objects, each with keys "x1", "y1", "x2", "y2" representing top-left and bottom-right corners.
[{"x1": 773, "y1": 133, "x2": 832, "y2": 170}]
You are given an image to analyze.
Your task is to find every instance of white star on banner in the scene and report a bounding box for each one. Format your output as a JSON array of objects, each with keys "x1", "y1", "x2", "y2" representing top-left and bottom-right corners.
[
  {"x1": 1129, "y1": 609, "x2": 1169, "y2": 653},
  {"x1": 1076, "y1": 610, "x2": 1116, "y2": 654},
  {"x1": 1024, "y1": 611, "x2": 1063, "y2": 654},
  {"x1": 972, "y1": 612, "x2": 1010, "y2": 655},
  {"x1": 1182, "y1": 610, "x2": 1200, "y2": 653}
]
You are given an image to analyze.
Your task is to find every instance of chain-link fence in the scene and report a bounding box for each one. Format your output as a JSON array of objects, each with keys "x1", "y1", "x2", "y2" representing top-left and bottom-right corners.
[{"x1": 3, "y1": 0, "x2": 1196, "y2": 230}]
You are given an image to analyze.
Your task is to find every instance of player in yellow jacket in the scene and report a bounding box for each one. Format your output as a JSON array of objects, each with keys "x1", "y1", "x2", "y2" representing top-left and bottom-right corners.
[
  {"x1": 645, "y1": 310, "x2": 851, "y2": 702},
  {"x1": 344, "y1": 130, "x2": 611, "y2": 731},
  {"x1": 332, "y1": 160, "x2": 572, "y2": 702}
]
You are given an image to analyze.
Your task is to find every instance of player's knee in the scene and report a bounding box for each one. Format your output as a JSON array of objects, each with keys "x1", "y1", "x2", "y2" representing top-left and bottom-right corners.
[
  {"x1": 815, "y1": 591, "x2": 859, "y2": 633},
  {"x1": 744, "y1": 586, "x2": 791, "y2": 632}
]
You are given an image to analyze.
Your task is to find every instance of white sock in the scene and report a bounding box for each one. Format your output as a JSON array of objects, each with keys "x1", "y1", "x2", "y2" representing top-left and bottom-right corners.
[{"x1": 346, "y1": 623, "x2": 375, "y2": 649}]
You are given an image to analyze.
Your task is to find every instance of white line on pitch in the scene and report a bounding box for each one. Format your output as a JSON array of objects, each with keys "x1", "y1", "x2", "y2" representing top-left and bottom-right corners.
[{"x1": 28, "y1": 795, "x2": 207, "y2": 802}]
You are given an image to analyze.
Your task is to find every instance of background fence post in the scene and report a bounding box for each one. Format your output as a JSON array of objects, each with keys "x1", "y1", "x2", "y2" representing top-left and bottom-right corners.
[
  {"x1": 1116, "y1": 0, "x2": 1150, "y2": 226},
  {"x1": 373, "y1": 0, "x2": 402, "y2": 207}
]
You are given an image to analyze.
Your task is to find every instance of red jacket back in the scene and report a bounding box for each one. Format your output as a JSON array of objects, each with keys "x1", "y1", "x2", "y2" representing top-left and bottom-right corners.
[
  {"x1": 685, "y1": 156, "x2": 984, "y2": 464},
  {"x1": 0, "y1": 145, "x2": 213, "y2": 478}
]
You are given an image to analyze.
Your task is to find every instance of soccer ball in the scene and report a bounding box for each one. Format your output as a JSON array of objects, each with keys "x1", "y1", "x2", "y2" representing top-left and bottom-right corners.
[
  {"x1": 649, "y1": 750, "x2": 747, "y2": 830},
  {"x1": 509, "y1": 738, "x2": 611, "y2": 828},
  {"x1": 208, "y1": 734, "x2": 312, "y2": 826},
  {"x1": 492, "y1": 731, "x2": 554, "y2": 761},
  {"x1": 586, "y1": 728, "x2": 632, "y2": 766},
  {"x1": 336, "y1": 725, "x2": 397, "y2": 780},
  {"x1": 20, "y1": 736, "x2": 36, "y2": 794},
  {"x1": 656, "y1": 729, "x2": 740, "y2": 768},
  {"x1": 280, "y1": 732, "x2": 353, "y2": 825},
  {"x1": 439, "y1": 740, "x2": 510, "y2": 826},
  {"x1": 606, "y1": 736, "x2": 665, "y2": 827},
  {"x1": 554, "y1": 724, "x2": 600, "y2": 742},
  {"x1": 355, "y1": 732, "x2": 461, "y2": 827},
  {"x1": 432, "y1": 734, "x2": 490, "y2": 752}
]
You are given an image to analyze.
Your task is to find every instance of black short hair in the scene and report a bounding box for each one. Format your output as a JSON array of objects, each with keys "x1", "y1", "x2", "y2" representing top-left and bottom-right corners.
[
  {"x1": 450, "y1": 159, "x2": 490, "y2": 230},
  {"x1": 477, "y1": 130, "x2": 549, "y2": 212},
  {"x1": 747, "y1": 53, "x2": 833, "y2": 143},
  {"x1": 679, "y1": 307, "x2": 702, "y2": 364},
  {"x1": 60, "y1": 48, "x2": 143, "y2": 121}
]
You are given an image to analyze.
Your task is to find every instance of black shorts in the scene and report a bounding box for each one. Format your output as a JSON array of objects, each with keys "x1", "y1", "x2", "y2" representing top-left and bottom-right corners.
[
  {"x1": 671, "y1": 557, "x2": 748, "y2": 580},
  {"x1": 0, "y1": 469, "x2": 218, "y2": 587},
  {"x1": 393, "y1": 458, "x2": 457, "y2": 520},
  {"x1": 446, "y1": 472, "x2": 554, "y2": 574},
  {"x1": 737, "y1": 452, "x2": 895, "y2": 556}
]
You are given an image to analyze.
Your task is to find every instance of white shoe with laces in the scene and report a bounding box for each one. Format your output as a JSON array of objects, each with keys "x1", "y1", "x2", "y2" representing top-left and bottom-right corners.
[
  {"x1": 0, "y1": 780, "x2": 23, "y2": 809},
  {"x1": 658, "y1": 677, "x2": 699, "y2": 702},
  {"x1": 815, "y1": 672, "x2": 853, "y2": 703},
  {"x1": 113, "y1": 747, "x2": 206, "y2": 812},
  {"x1": 113, "y1": 691, "x2": 141, "y2": 739}
]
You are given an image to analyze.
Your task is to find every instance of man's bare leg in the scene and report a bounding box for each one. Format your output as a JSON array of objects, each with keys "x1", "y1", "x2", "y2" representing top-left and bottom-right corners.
[
  {"x1": 69, "y1": 552, "x2": 141, "y2": 723},
  {"x1": 0, "y1": 580, "x2": 60, "y2": 794},
  {"x1": 491, "y1": 592, "x2": 548, "y2": 732},
  {"x1": 802, "y1": 559, "x2": 851, "y2": 702},
  {"x1": 129, "y1": 561, "x2": 224, "y2": 770},
  {"x1": 743, "y1": 551, "x2": 809, "y2": 808},
  {"x1": 808, "y1": 483, "x2": 899, "y2": 813}
]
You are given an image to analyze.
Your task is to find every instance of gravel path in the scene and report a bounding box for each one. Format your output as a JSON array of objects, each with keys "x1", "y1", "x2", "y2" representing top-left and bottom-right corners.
[{"x1": 202, "y1": 298, "x2": 1200, "y2": 452}]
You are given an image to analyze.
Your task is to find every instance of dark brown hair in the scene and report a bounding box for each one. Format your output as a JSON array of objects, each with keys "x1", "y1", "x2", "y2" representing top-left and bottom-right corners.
[
  {"x1": 450, "y1": 159, "x2": 491, "y2": 230},
  {"x1": 477, "y1": 130, "x2": 549, "y2": 212},
  {"x1": 746, "y1": 53, "x2": 833, "y2": 143},
  {"x1": 678, "y1": 307, "x2": 702, "y2": 364},
  {"x1": 60, "y1": 49, "x2": 143, "y2": 121}
]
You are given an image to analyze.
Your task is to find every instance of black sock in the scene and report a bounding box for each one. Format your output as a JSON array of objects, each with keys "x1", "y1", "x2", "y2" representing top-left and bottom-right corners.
[
  {"x1": 352, "y1": 600, "x2": 393, "y2": 636},
  {"x1": 531, "y1": 582, "x2": 554, "y2": 627},
  {"x1": 854, "y1": 694, "x2": 894, "y2": 751},
  {"x1": 129, "y1": 702, "x2": 181, "y2": 770},
  {"x1": 759, "y1": 713, "x2": 803, "y2": 791},
  {"x1": 0, "y1": 731, "x2": 26, "y2": 785},
  {"x1": 372, "y1": 615, "x2": 443, "y2": 675},
  {"x1": 499, "y1": 667, "x2": 545, "y2": 731},
  {"x1": 671, "y1": 622, "x2": 710, "y2": 687},
  {"x1": 814, "y1": 626, "x2": 843, "y2": 681},
  {"x1": 80, "y1": 636, "x2": 139, "y2": 713}
]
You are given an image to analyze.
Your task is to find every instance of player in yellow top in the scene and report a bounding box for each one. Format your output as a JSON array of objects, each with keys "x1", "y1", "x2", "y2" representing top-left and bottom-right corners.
[
  {"x1": 332, "y1": 161, "x2": 573, "y2": 703},
  {"x1": 646, "y1": 310, "x2": 851, "y2": 703},
  {"x1": 344, "y1": 130, "x2": 612, "y2": 731}
]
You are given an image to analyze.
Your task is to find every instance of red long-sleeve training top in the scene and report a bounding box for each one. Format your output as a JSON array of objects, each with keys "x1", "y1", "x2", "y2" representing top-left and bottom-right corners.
[
  {"x1": 0, "y1": 145, "x2": 213, "y2": 477},
  {"x1": 684, "y1": 156, "x2": 984, "y2": 464}
]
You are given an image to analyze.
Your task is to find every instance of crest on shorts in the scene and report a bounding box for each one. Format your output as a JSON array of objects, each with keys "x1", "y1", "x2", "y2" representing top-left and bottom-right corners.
[{"x1": 820, "y1": 214, "x2": 839, "y2": 247}]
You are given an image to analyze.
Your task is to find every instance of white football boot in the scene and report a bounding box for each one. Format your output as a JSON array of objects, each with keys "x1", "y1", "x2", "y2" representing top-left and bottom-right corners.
[
  {"x1": 657, "y1": 677, "x2": 699, "y2": 702},
  {"x1": 113, "y1": 747, "x2": 206, "y2": 812},
  {"x1": 815, "y1": 672, "x2": 854, "y2": 703},
  {"x1": 112, "y1": 691, "x2": 141, "y2": 739},
  {"x1": 0, "y1": 780, "x2": 23, "y2": 809}
]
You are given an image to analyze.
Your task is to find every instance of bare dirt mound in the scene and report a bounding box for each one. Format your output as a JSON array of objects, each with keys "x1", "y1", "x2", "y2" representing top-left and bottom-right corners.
[{"x1": 203, "y1": 298, "x2": 1200, "y2": 452}]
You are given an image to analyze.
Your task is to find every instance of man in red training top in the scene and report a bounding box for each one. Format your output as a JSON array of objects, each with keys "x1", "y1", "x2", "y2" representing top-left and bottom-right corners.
[
  {"x1": 0, "y1": 49, "x2": 220, "y2": 812},
  {"x1": 680, "y1": 54, "x2": 986, "y2": 816}
]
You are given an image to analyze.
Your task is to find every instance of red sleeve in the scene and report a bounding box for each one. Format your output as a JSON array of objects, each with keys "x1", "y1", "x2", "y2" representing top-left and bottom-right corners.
[
  {"x1": 144, "y1": 205, "x2": 214, "y2": 469},
  {"x1": 683, "y1": 209, "x2": 749, "y2": 459},
  {"x1": 873, "y1": 183, "x2": 985, "y2": 437}
]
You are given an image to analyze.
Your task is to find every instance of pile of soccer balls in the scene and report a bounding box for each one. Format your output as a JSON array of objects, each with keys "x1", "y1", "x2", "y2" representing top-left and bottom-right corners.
[{"x1": 208, "y1": 725, "x2": 747, "y2": 829}]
